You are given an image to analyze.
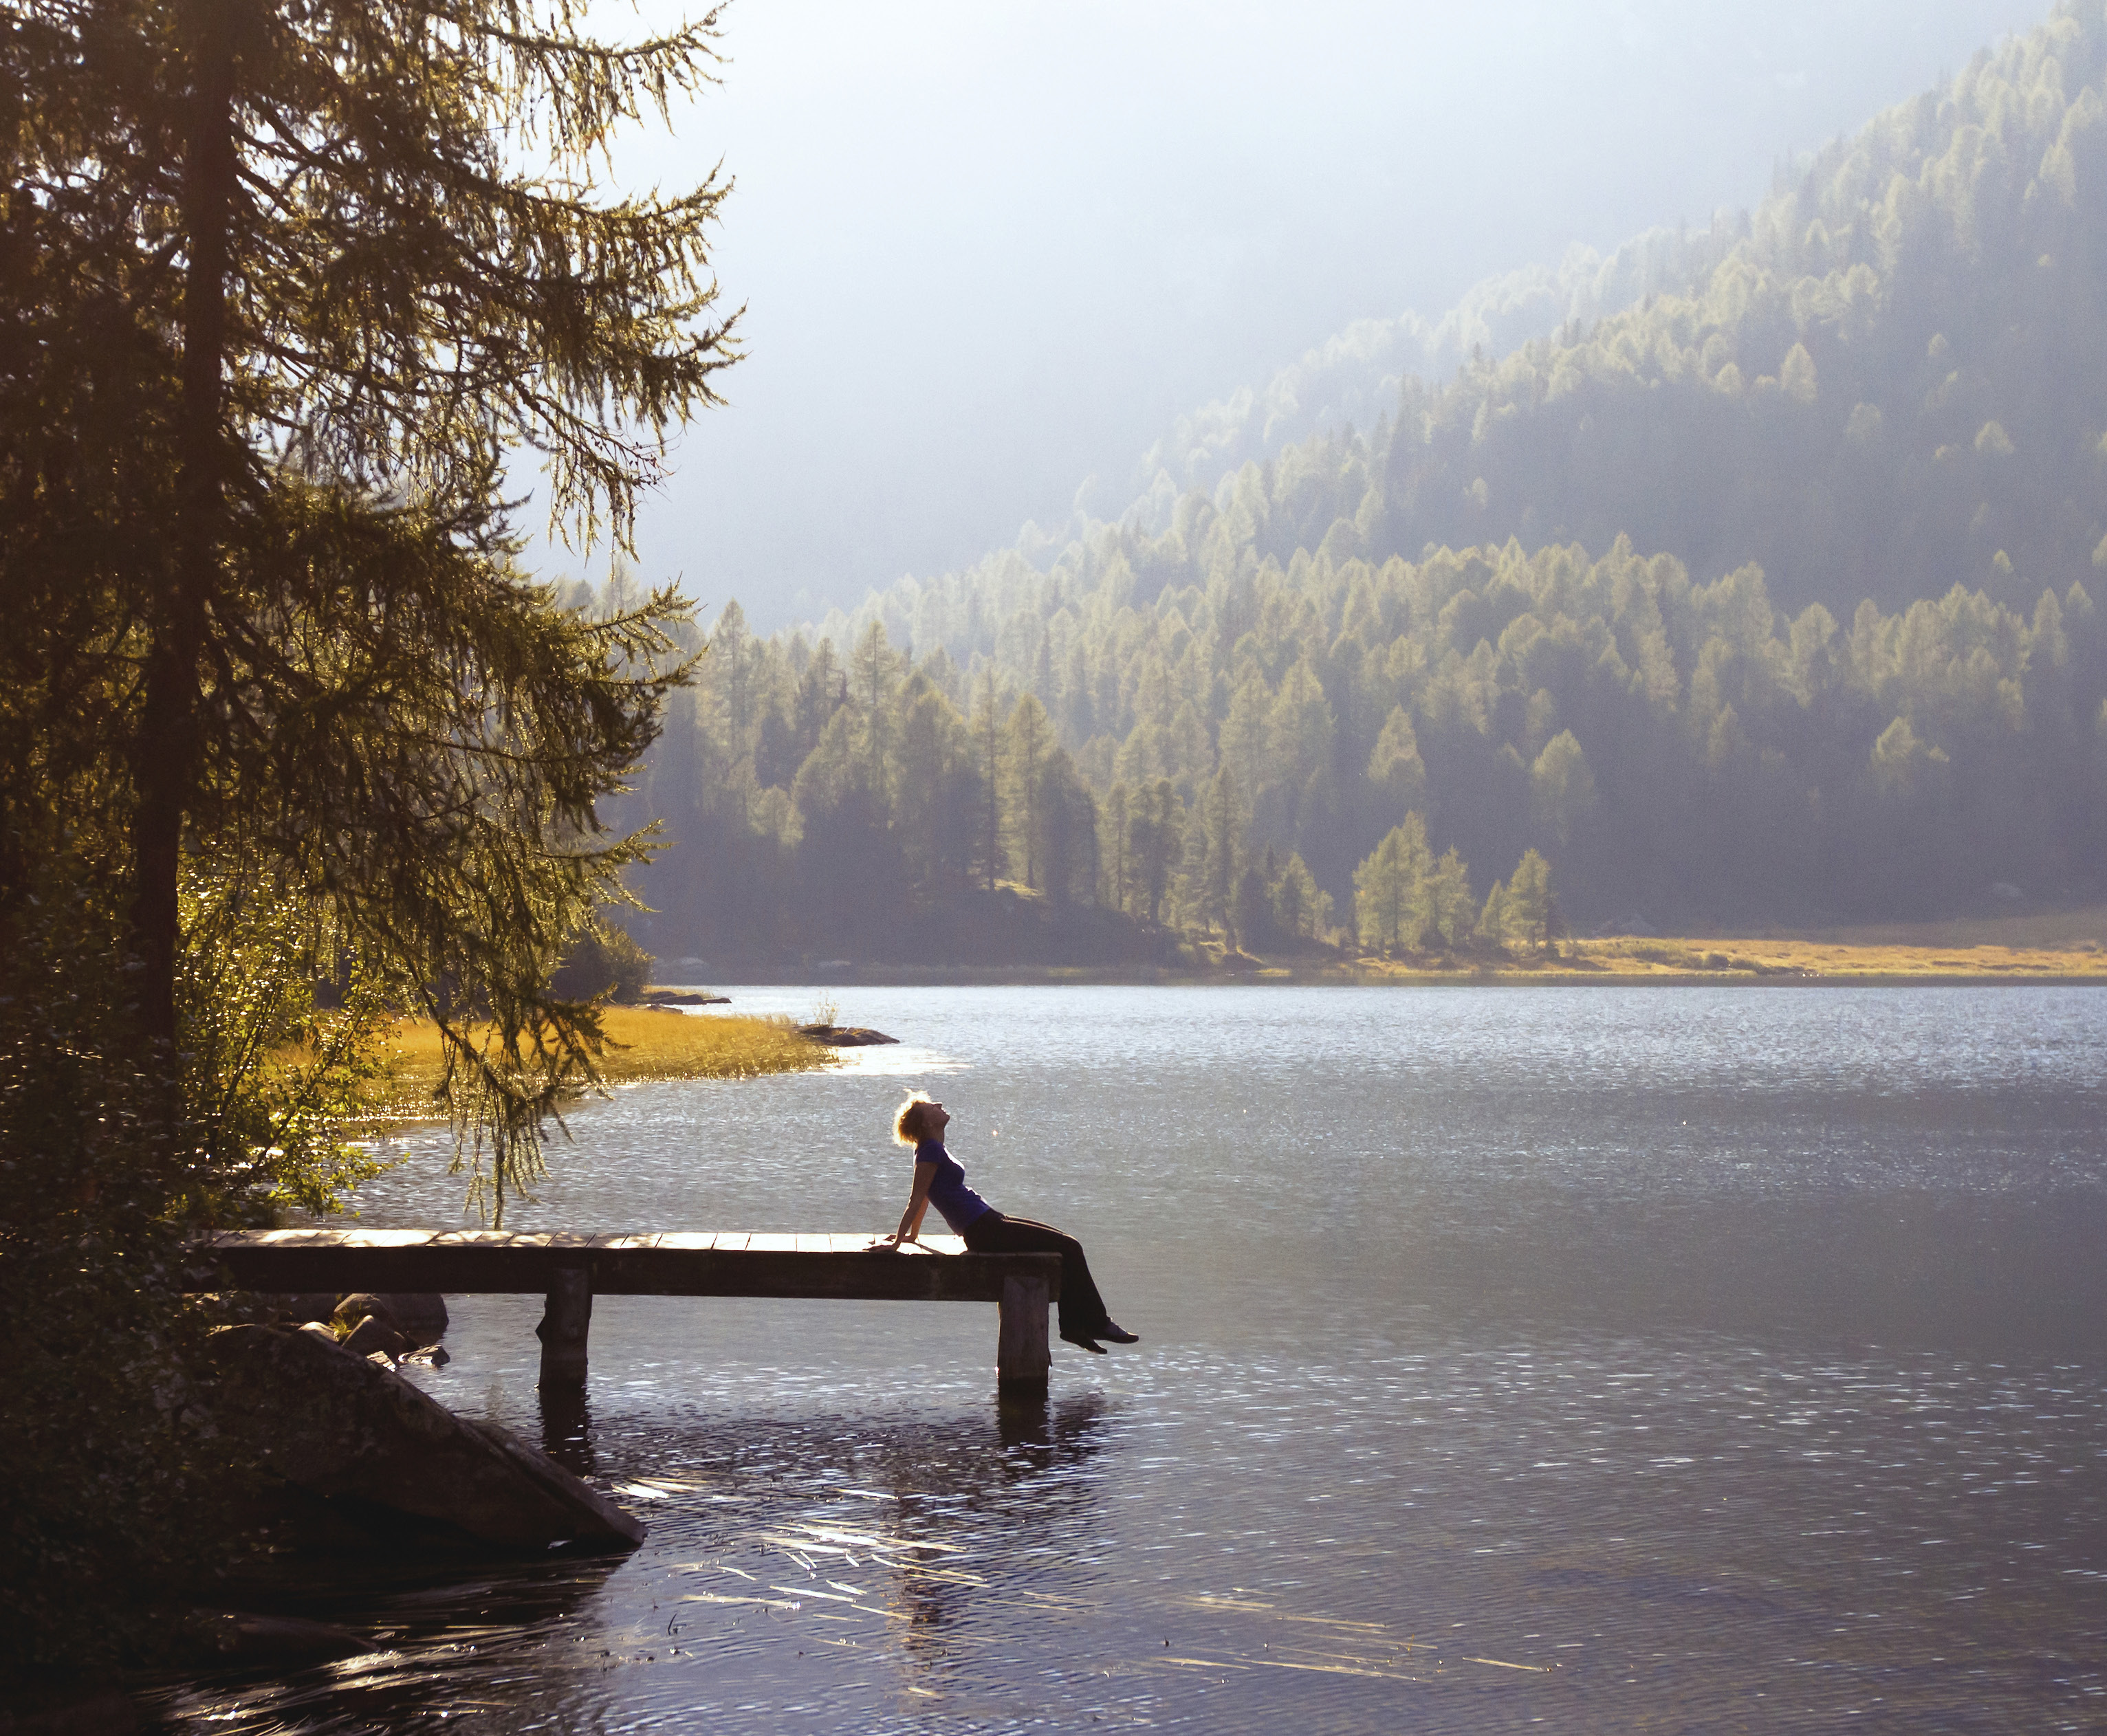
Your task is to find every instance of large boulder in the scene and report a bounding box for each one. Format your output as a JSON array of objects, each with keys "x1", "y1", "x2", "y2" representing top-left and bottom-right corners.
[{"x1": 204, "y1": 1325, "x2": 643, "y2": 1551}]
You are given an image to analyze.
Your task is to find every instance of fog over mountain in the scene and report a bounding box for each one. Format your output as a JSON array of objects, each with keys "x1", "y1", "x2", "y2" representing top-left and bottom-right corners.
[{"x1": 604, "y1": 0, "x2": 2050, "y2": 630}]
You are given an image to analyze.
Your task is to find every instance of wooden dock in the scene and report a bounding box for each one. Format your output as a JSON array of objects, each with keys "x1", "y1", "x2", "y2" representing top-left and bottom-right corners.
[{"x1": 199, "y1": 1229, "x2": 1062, "y2": 1392}]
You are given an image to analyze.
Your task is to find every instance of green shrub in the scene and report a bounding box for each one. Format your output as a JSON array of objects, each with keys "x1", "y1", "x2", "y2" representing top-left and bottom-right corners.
[{"x1": 552, "y1": 920, "x2": 654, "y2": 1003}]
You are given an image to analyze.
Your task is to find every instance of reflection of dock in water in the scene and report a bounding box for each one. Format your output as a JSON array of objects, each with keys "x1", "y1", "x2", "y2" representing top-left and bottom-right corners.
[{"x1": 201, "y1": 1228, "x2": 1062, "y2": 1392}]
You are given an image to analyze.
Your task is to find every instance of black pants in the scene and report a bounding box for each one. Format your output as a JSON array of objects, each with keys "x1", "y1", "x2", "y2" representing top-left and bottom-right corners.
[{"x1": 962, "y1": 1211, "x2": 1110, "y2": 1338}]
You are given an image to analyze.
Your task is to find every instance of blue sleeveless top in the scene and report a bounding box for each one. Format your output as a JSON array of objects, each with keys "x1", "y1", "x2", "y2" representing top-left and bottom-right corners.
[{"x1": 915, "y1": 1139, "x2": 992, "y2": 1233}]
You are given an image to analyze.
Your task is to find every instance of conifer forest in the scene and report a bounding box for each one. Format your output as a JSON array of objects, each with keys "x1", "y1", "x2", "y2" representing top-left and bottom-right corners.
[{"x1": 620, "y1": 3, "x2": 2107, "y2": 968}]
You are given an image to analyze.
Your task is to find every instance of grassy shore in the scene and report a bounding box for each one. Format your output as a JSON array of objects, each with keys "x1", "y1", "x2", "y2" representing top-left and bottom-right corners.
[
  {"x1": 355, "y1": 1007, "x2": 829, "y2": 1124},
  {"x1": 1344, "y1": 905, "x2": 2107, "y2": 981},
  {"x1": 687, "y1": 908, "x2": 2107, "y2": 987},
  {"x1": 1331, "y1": 933, "x2": 2107, "y2": 982}
]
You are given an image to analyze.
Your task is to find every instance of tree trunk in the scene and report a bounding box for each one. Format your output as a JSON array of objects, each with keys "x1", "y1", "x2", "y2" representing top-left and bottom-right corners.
[{"x1": 131, "y1": 0, "x2": 237, "y2": 1044}]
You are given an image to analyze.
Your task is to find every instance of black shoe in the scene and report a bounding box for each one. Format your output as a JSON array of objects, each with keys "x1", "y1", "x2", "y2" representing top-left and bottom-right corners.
[
  {"x1": 1093, "y1": 1321, "x2": 1139, "y2": 1345},
  {"x1": 1060, "y1": 1330, "x2": 1107, "y2": 1354}
]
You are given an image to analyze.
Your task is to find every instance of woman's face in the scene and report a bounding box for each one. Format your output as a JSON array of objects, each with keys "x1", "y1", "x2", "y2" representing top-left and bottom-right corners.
[{"x1": 922, "y1": 1099, "x2": 950, "y2": 1137}]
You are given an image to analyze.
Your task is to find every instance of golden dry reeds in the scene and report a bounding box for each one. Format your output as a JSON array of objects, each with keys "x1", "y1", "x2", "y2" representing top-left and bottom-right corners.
[{"x1": 356, "y1": 1007, "x2": 829, "y2": 1124}]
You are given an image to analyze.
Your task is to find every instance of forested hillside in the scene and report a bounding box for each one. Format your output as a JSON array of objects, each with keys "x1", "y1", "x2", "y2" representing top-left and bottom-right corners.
[
  {"x1": 1127, "y1": 221, "x2": 1743, "y2": 503},
  {"x1": 1120, "y1": 1, "x2": 2107, "y2": 614},
  {"x1": 622, "y1": 3, "x2": 2107, "y2": 968}
]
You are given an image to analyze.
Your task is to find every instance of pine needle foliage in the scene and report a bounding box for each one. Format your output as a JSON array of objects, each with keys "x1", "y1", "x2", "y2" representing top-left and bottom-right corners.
[
  {"x1": 10, "y1": 0, "x2": 737, "y2": 542},
  {"x1": 1, "y1": 0, "x2": 736, "y2": 1219}
]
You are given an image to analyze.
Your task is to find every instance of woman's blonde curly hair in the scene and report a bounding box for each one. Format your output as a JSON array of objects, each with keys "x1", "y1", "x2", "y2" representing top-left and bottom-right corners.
[{"x1": 893, "y1": 1092, "x2": 939, "y2": 1146}]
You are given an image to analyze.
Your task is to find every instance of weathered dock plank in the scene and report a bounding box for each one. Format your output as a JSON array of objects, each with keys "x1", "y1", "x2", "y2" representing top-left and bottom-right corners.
[{"x1": 197, "y1": 1229, "x2": 1056, "y2": 1394}]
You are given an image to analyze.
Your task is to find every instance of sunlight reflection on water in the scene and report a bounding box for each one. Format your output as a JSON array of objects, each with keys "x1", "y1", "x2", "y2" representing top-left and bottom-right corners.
[{"x1": 146, "y1": 987, "x2": 2107, "y2": 1731}]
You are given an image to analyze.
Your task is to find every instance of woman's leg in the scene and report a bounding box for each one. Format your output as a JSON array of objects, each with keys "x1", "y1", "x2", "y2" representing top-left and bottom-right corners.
[{"x1": 963, "y1": 1212, "x2": 1110, "y2": 1338}]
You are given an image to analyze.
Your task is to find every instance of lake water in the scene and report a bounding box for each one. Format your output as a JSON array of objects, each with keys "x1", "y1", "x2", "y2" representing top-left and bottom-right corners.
[{"x1": 146, "y1": 986, "x2": 2107, "y2": 1731}]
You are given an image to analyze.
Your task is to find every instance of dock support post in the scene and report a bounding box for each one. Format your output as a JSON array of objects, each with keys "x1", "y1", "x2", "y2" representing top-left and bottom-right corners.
[
  {"x1": 537, "y1": 1265, "x2": 592, "y2": 1388},
  {"x1": 995, "y1": 1271, "x2": 1051, "y2": 1392}
]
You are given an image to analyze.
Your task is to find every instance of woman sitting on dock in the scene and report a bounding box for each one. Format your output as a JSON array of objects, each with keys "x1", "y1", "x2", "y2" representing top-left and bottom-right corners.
[{"x1": 879, "y1": 1092, "x2": 1137, "y2": 1354}]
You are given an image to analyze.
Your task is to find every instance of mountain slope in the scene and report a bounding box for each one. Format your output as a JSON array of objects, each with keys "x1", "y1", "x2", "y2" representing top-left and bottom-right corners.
[
  {"x1": 620, "y1": 6, "x2": 2107, "y2": 963},
  {"x1": 1363, "y1": 2, "x2": 2107, "y2": 616},
  {"x1": 1126, "y1": 221, "x2": 1744, "y2": 504},
  {"x1": 852, "y1": 0, "x2": 2107, "y2": 641}
]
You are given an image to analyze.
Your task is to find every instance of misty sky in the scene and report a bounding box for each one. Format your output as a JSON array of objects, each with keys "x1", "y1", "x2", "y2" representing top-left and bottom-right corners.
[{"x1": 578, "y1": 0, "x2": 2055, "y2": 630}]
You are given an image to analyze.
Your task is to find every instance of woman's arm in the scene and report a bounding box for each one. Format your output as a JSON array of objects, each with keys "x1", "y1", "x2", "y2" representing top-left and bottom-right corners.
[{"x1": 886, "y1": 1161, "x2": 939, "y2": 1247}]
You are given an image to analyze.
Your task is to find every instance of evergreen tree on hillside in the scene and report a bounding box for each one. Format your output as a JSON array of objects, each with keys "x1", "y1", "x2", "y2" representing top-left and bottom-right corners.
[
  {"x1": 1271, "y1": 851, "x2": 1334, "y2": 943},
  {"x1": 1101, "y1": 782, "x2": 1135, "y2": 914},
  {"x1": 1190, "y1": 767, "x2": 1245, "y2": 941},
  {"x1": 1476, "y1": 879, "x2": 1511, "y2": 946},
  {"x1": 972, "y1": 667, "x2": 1007, "y2": 891},
  {"x1": 1426, "y1": 848, "x2": 1476, "y2": 949},
  {"x1": 897, "y1": 671, "x2": 983, "y2": 899},
  {"x1": 1354, "y1": 815, "x2": 1432, "y2": 953},
  {"x1": 1131, "y1": 778, "x2": 1184, "y2": 928},
  {"x1": 1003, "y1": 693, "x2": 1056, "y2": 890},
  {"x1": 1508, "y1": 849, "x2": 1555, "y2": 949}
]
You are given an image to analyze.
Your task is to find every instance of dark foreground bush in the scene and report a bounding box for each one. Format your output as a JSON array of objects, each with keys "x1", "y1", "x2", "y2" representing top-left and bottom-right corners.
[{"x1": 0, "y1": 890, "x2": 242, "y2": 1674}]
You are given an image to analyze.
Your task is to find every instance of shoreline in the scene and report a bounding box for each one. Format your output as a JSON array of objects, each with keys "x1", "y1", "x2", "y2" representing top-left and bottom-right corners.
[
  {"x1": 658, "y1": 932, "x2": 2107, "y2": 989},
  {"x1": 667, "y1": 966, "x2": 2107, "y2": 988}
]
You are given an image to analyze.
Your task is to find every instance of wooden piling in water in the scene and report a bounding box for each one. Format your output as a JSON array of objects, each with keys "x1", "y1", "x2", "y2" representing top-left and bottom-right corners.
[
  {"x1": 996, "y1": 1271, "x2": 1051, "y2": 1392},
  {"x1": 536, "y1": 1266, "x2": 593, "y2": 1388}
]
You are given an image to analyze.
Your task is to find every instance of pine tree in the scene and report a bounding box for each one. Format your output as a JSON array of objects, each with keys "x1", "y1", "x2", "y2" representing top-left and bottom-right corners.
[
  {"x1": 1426, "y1": 848, "x2": 1475, "y2": 948},
  {"x1": 970, "y1": 668, "x2": 1006, "y2": 891},
  {"x1": 1219, "y1": 666, "x2": 1271, "y2": 803},
  {"x1": 1192, "y1": 767, "x2": 1244, "y2": 941},
  {"x1": 1353, "y1": 814, "x2": 1433, "y2": 952},
  {"x1": 1271, "y1": 850, "x2": 1329, "y2": 942},
  {"x1": 1529, "y1": 730, "x2": 1597, "y2": 845},
  {"x1": 9, "y1": 0, "x2": 733, "y2": 1032},
  {"x1": 1003, "y1": 692, "x2": 1054, "y2": 889},
  {"x1": 3, "y1": 0, "x2": 737, "y2": 1213},
  {"x1": 896, "y1": 673, "x2": 977, "y2": 897},
  {"x1": 710, "y1": 600, "x2": 760, "y2": 767},
  {"x1": 1476, "y1": 879, "x2": 1510, "y2": 946},
  {"x1": 1102, "y1": 782, "x2": 1135, "y2": 914},
  {"x1": 796, "y1": 640, "x2": 848, "y2": 760},
  {"x1": 1038, "y1": 749, "x2": 1099, "y2": 906},
  {"x1": 853, "y1": 620, "x2": 904, "y2": 809},
  {"x1": 1231, "y1": 865, "x2": 1274, "y2": 952},
  {"x1": 1130, "y1": 778, "x2": 1183, "y2": 927},
  {"x1": 1507, "y1": 848, "x2": 1554, "y2": 949},
  {"x1": 1367, "y1": 705, "x2": 1428, "y2": 810}
]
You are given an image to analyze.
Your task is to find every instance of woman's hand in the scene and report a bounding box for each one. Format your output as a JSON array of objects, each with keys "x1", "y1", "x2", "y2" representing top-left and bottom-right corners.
[{"x1": 886, "y1": 1161, "x2": 939, "y2": 1253}]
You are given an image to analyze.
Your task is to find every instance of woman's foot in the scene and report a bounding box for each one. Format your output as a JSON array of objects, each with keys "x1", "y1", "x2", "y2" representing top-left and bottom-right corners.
[
  {"x1": 1060, "y1": 1330, "x2": 1108, "y2": 1354},
  {"x1": 1093, "y1": 1321, "x2": 1139, "y2": 1345}
]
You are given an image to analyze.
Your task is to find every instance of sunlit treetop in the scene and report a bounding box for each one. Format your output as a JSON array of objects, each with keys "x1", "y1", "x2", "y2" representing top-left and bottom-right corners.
[{"x1": 7, "y1": 0, "x2": 739, "y2": 549}]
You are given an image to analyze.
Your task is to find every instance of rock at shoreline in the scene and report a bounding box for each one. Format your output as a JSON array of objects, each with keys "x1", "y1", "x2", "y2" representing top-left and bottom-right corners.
[
  {"x1": 641, "y1": 989, "x2": 729, "y2": 1005},
  {"x1": 340, "y1": 1315, "x2": 408, "y2": 1362},
  {"x1": 334, "y1": 1291, "x2": 448, "y2": 1340},
  {"x1": 384, "y1": 1293, "x2": 449, "y2": 1339},
  {"x1": 797, "y1": 1024, "x2": 899, "y2": 1047},
  {"x1": 204, "y1": 1325, "x2": 644, "y2": 1551}
]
